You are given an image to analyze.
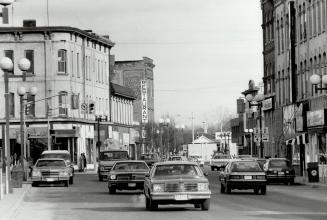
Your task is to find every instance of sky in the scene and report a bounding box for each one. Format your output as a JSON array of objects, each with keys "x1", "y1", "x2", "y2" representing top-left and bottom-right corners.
[{"x1": 10, "y1": 0, "x2": 263, "y2": 128}]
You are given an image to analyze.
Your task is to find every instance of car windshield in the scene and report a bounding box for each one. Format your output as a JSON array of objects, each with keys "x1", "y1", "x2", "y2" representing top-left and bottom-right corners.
[
  {"x1": 41, "y1": 154, "x2": 70, "y2": 160},
  {"x1": 214, "y1": 155, "x2": 231, "y2": 159},
  {"x1": 36, "y1": 160, "x2": 66, "y2": 167},
  {"x1": 154, "y1": 164, "x2": 200, "y2": 177},
  {"x1": 231, "y1": 161, "x2": 262, "y2": 172},
  {"x1": 170, "y1": 157, "x2": 182, "y2": 161},
  {"x1": 140, "y1": 154, "x2": 157, "y2": 160},
  {"x1": 113, "y1": 162, "x2": 148, "y2": 171},
  {"x1": 270, "y1": 160, "x2": 289, "y2": 168},
  {"x1": 100, "y1": 151, "x2": 129, "y2": 161}
]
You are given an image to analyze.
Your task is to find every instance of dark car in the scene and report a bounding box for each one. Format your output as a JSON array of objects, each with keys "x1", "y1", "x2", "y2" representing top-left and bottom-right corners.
[
  {"x1": 264, "y1": 158, "x2": 295, "y2": 185},
  {"x1": 140, "y1": 153, "x2": 160, "y2": 167},
  {"x1": 144, "y1": 161, "x2": 211, "y2": 211},
  {"x1": 219, "y1": 160, "x2": 267, "y2": 195},
  {"x1": 108, "y1": 160, "x2": 150, "y2": 194}
]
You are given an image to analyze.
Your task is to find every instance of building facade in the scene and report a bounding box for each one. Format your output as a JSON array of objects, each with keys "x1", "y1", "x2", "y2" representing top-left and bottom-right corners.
[{"x1": 0, "y1": 22, "x2": 114, "y2": 168}]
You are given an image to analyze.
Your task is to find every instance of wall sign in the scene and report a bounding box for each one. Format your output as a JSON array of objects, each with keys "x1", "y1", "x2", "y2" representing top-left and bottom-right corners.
[
  {"x1": 262, "y1": 98, "x2": 273, "y2": 111},
  {"x1": 307, "y1": 109, "x2": 325, "y2": 127},
  {"x1": 141, "y1": 80, "x2": 148, "y2": 124}
]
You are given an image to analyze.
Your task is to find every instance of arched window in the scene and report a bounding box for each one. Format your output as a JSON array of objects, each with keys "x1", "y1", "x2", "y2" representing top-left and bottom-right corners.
[{"x1": 58, "y1": 49, "x2": 67, "y2": 74}]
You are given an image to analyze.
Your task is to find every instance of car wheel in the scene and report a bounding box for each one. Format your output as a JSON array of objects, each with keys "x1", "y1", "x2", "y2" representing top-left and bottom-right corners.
[
  {"x1": 99, "y1": 175, "x2": 103, "y2": 182},
  {"x1": 290, "y1": 179, "x2": 295, "y2": 185},
  {"x1": 64, "y1": 180, "x2": 69, "y2": 187},
  {"x1": 109, "y1": 187, "x2": 116, "y2": 194},
  {"x1": 150, "y1": 199, "x2": 158, "y2": 211},
  {"x1": 254, "y1": 188, "x2": 259, "y2": 194},
  {"x1": 226, "y1": 184, "x2": 231, "y2": 194},
  {"x1": 261, "y1": 186, "x2": 267, "y2": 195},
  {"x1": 32, "y1": 182, "x2": 38, "y2": 187},
  {"x1": 201, "y1": 199, "x2": 210, "y2": 211},
  {"x1": 69, "y1": 176, "x2": 74, "y2": 185},
  {"x1": 220, "y1": 183, "x2": 225, "y2": 194},
  {"x1": 145, "y1": 197, "x2": 150, "y2": 210},
  {"x1": 194, "y1": 203, "x2": 201, "y2": 209}
]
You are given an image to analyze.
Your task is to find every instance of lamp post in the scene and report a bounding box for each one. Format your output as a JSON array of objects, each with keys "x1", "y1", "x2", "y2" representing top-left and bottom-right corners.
[
  {"x1": 0, "y1": 57, "x2": 32, "y2": 194},
  {"x1": 17, "y1": 86, "x2": 37, "y2": 179},
  {"x1": 310, "y1": 74, "x2": 327, "y2": 92},
  {"x1": 244, "y1": 128, "x2": 254, "y2": 156},
  {"x1": 245, "y1": 93, "x2": 265, "y2": 158},
  {"x1": 159, "y1": 118, "x2": 170, "y2": 158},
  {"x1": 95, "y1": 115, "x2": 108, "y2": 160}
]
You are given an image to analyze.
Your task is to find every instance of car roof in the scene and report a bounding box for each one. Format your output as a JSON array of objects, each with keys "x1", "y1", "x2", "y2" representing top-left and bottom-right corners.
[
  {"x1": 269, "y1": 158, "x2": 288, "y2": 161},
  {"x1": 114, "y1": 160, "x2": 147, "y2": 163},
  {"x1": 231, "y1": 159, "x2": 259, "y2": 163},
  {"x1": 155, "y1": 161, "x2": 198, "y2": 166},
  {"x1": 37, "y1": 158, "x2": 66, "y2": 161},
  {"x1": 42, "y1": 150, "x2": 70, "y2": 154}
]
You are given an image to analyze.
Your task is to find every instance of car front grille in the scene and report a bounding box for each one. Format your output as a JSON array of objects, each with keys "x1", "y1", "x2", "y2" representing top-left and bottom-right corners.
[
  {"x1": 116, "y1": 174, "x2": 145, "y2": 181},
  {"x1": 165, "y1": 183, "x2": 198, "y2": 192},
  {"x1": 41, "y1": 171, "x2": 59, "y2": 177}
]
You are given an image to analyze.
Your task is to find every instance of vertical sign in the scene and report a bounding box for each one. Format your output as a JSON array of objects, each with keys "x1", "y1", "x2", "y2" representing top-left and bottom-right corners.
[{"x1": 141, "y1": 80, "x2": 148, "y2": 124}]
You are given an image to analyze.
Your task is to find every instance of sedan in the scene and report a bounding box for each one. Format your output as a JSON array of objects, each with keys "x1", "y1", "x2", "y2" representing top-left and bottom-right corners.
[
  {"x1": 264, "y1": 158, "x2": 295, "y2": 185},
  {"x1": 144, "y1": 161, "x2": 211, "y2": 211},
  {"x1": 31, "y1": 158, "x2": 72, "y2": 187},
  {"x1": 219, "y1": 160, "x2": 267, "y2": 194},
  {"x1": 108, "y1": 160, "x2": 150, "y2": 194}
]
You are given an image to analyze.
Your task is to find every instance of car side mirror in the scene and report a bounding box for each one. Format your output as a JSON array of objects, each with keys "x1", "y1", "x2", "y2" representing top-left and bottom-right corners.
[
  {"x1": 145, "y1": 173, "x2": 150, "y2": 178},
  {"x1": 204, "y1": 172, "x2": 208, "y2": 176}
]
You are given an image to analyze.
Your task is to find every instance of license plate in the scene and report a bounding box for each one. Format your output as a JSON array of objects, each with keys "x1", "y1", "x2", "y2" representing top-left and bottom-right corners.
[
  {"x1": 46, "y1": 178, "x2": 55, "y2": 182},
  {"x1": 278, "y1": 172, "x2": 284, "y2": 175},
  {"x1": 128, "y1": 183, "x2": 136, "y2": 187},
  {"x1": 175, "y1": 195, "x2": 188, "y2": 201},
  {"x1": 244, "y1": 176, "x2": 252, "y2": 180}
]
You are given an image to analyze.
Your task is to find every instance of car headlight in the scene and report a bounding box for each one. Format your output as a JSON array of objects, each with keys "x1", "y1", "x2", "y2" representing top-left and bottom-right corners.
[
  {"x1": 59, "y1": 171, "x2": 69, "y2": 177},
  {"x1": 110, "y1": 175, "x2": 116, "y2": 180},
  {"x1": 32, "y1": 170, "x2": 41, "y2": 177},
  {"x1": 153, "y1": 184, "x2": 165, "y2": 192},
  {"x1": 286, "y1": 171, "x2": 289, "y2": 174},
  {"x1": 100, "y1": 166, "x2": 105, "y2": 171},
  {"x1": 198, "y1": 183, "x2": 209, "y2": 191}
]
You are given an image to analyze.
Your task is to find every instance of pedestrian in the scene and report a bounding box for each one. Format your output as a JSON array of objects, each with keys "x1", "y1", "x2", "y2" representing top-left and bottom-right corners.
[
  {"x1": 79, "y1": 153, "x2": 85, "y2": 172},
  {"x1": 82, "y1": 153, "x2": 87, "y2": 171}
]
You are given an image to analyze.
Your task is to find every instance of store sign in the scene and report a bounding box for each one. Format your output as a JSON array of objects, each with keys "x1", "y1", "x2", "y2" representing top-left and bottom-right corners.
[
  {"x1": 141, "y1": 80, "x2": 148, "y2": 123},
  {"x1": 262, "y1": 98, "x2": 273, "y2": 111},
  {"x1": 307, "y1": 109, "x2": 325, "y2": 127},
  {"x1": 296, "y1": 117, "x2": 304, "y2": 132}
]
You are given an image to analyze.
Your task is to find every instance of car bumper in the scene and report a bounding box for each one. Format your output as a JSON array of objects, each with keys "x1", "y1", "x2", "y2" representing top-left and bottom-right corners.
[
  {"x1": 108, "y1": 180, "x2": 145, "y2": 190},
  {"x1": 211, "y1": 164, "x2": 227, "y2": 168},
  {"x1": 31, "y1": 176, "x2": 70, "y2": 182},
  {"x1": 99, "y1": 171, "x2": 110, "y2": 178},
  {"x1": 151, "y1": 191, "x2": 211, "y2": 201},
  {"x1": 227, "y1": 180, "x2": 267, "y2": 189}
]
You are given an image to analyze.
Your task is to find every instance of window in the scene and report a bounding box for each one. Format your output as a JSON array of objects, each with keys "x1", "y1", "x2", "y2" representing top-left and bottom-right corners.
[
  {"x1": 24, "y1": 50, "x2": 34, "y2": 74},
  {"x1": 58, "y1": 49, "x2": 67, "y2": 74},
  {"x1": 303, "y1": 3, "x2": 307, "y2": 39},
  {"x1": 322, "y1": 0, "x2": 326, "y2": 31},
  {"x1": 58, "y1": 91, "x2": 68, "y2": 116},
  {"x1": 4, "y1": 50, "x2": 14, "y2": 74},
  {"x1": 9, "y1": 92, "x2": 14, "y2": 117},
  {"x1": 71, "y1": 50, "x2": 74, "y2": 77},
  {"x1": 318, "y1": 1, "x2": 322, "y2": 33},
  {"x1": 77, "y1": 53, "x2": 80, "y2": 78},
  {"x1": 85, "y1": 55, "x2": 88, "y2": 80},
  {"x1": 25, "y1": 93, "x2": 35, "y2": 117}
]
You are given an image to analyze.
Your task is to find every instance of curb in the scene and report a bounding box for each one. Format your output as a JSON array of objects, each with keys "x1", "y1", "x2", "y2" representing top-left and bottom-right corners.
[{"x1": 2, "y1": 184, "x2": 31, "y2": 220}]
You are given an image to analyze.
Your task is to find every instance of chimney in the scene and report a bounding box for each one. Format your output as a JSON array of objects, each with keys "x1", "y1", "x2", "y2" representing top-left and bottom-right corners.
[{"x1": 23, "y1": 20, "x2": 36, "y2": 27}]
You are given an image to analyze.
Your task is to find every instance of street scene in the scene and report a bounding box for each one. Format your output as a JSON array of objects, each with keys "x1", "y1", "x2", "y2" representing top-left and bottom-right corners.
[{"x1": 1, "y1": 0, "x2": 327, "y2": 219}]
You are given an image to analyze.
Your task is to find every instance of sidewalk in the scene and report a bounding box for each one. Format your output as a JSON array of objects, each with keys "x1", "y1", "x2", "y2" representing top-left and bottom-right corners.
[
  {"x1": 295, "y1": 176, "x2": 327, "y2": 188},
  {"x1": 0, "y1": 183, "x2": 31, "y2": 220}
]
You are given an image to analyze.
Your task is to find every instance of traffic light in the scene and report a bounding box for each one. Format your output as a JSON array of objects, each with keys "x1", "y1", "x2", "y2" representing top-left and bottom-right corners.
[{"x1": 89, "y1": 103, "x2": 95, "y2": 114}]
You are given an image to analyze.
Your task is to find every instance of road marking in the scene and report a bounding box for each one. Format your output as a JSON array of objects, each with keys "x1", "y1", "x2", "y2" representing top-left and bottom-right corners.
[{"x1": 243, "y1": 211, "x2": 327, "y2": 216}]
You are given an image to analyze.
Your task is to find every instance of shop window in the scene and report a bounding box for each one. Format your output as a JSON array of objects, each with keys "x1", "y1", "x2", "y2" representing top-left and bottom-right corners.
[{"x1": 318, "y1": 134, "x2": 327, "y2": 164}]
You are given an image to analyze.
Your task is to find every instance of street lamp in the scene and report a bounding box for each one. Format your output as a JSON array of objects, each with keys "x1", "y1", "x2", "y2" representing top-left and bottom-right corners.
[
  {"x1": 159, "y1": 118, "x2": 170, "y2": 158},
  {"x1": 17, "y1": 86, "x2": 38, "y2": 179},
  {"x1": 310, "y1": 74, "x2": 327, "y2": 92},
  {"x1": 244, "y1": 128, "x2": 254, "y2": 156},
  {"x1": 0, "y1": 56, "x2": 33, "y2": 194},
  {"x1": 245, "y1": 93, "x2": 265, "y2": 158},
  {"x1": 175, "y1": 124, "x2": 185, "y2": 156},
  {"x1": 95, "y1": 114, "x2": 108, "y2": 160}
]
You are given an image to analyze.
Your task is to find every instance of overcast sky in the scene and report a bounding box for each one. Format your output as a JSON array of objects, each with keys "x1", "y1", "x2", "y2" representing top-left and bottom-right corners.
[{"x1": 11, "y1": 0, "x2": 263, "y2": 127}]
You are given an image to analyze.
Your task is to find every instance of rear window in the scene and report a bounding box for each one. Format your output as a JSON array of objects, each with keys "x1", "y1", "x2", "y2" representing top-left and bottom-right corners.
[
  {"x1": 231, "y1": 161, "x2": 262, "y2": 172},
  {"x1": 214, "y1": 155, "x2": 231, "y2": 159},
  {"x1": 270, "y1": 160, "x2": 289, "y2": 168},
  {"x1": 140, "y1": 154, "x2": 157, "y2": 160},
  {"x1": 113, "y1": 162, "x2": 148, "y2": 171},
  {"x1": 41, "y1": 153, "x2": 70, "y2": 160},
  {"x1": 100, "y1": 151, "x2": 129, "y2": 161},
  {"x1": 154, "y1": 164, "x2": 201, "y2": 177},
  {"x1": 36, "y1": 160, "x2": 66, "y2": 167}
]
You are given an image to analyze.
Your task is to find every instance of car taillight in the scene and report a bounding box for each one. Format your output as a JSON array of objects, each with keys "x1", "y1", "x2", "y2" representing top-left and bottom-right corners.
[
  {"x1": 256, "y1": 175, "x2": 266, "y2": 180},
  {"x1": 230, "y1": 175, "x2": 241, "y2": 179}
]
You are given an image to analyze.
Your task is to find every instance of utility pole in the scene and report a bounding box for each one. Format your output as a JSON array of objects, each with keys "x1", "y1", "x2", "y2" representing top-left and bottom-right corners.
[{"x1": 191, "y1": 112, "x2": 195, "y2": 144}]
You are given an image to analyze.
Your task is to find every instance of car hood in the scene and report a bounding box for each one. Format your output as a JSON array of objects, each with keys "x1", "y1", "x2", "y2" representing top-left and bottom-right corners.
[
  {"x1": 99, "y1": 161, "x2": 116, "y2": 166},
  {"x1": 151, "y1": 175, "x2": 208, "y2": 183},
  {"x1": 34, "y1": 166, "x2": 67, "y2": 171},
  {"x1": 110, "y1": 171, "x2": 149, "y2": 175}
]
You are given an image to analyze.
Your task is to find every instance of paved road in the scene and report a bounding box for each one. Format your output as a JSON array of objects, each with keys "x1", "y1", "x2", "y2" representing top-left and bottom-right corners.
[{"x1": 10, "y1": 168, "x2": 327, "y2": 220}]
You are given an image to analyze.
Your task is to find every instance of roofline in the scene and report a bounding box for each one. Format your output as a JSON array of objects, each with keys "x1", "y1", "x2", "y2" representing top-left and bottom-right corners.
[{"x1": 0, "y1": 26, "x2": 115, "y2": 48}]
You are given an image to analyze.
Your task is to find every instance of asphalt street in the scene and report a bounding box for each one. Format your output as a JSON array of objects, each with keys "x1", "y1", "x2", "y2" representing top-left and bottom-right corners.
[{"x1": 10, "y1": 167, "x2": 327, "y2": 220}]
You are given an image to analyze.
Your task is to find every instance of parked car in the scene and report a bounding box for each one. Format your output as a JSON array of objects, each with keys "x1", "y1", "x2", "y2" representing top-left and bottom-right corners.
[
  {"x1": 140, "y1": 153, "x2": 160, "y2": 167},
  {"x1": 41, "y1": 150, "x2": 74, "y2": 184},
  {"x1": 219, "y1": 160, "x2": 267, "y2": 194},
  {"x1": 98, "y1": 150, "x2": 129, "y2": 181},
  {"x1": 108, "y1": 160, "x2": 150, "y2": 194},
  {"x1": 263, "y1": 158, "x2": 295, "y2": 185},
  {"x1": 210, "y1": 154, "x2": 232, "y2": 171},
  {"x1": 31, "y1": 158, "x2": 72, "y2": 187},
  {"x1": 144, "y1": 161, "x2": 211, "y2": 211}
]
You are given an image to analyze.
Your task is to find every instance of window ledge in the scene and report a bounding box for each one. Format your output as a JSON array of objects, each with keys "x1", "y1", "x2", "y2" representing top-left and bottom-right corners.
[{"x1": 57, "y1": 73, "x2": 69, "y2": 76}]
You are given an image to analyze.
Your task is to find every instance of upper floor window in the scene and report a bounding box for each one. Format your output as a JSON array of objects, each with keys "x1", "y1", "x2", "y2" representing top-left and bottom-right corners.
[
  {"x1": 25, "y1": 93, "x2": 35, "y2": 117},
  {"x1": 58, "y1": 91, "x2": 68, "y2": 116},
  {"x1": 58, "y1": 49, "x2": 67, "y2": 74},
  {"x1": 77, "y1": 53, "x2": 80, "y2": 78},
  {"x1": 9, "y1": 92, "x2": 14, "y2": 117},
  {"x1": 24, "y1": 50, "x2": 34, "y2": 74}
]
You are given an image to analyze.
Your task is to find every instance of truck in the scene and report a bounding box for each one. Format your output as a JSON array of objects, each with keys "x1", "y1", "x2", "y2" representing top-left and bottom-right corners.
[
  {"x1": 209, "y1": 154, "x2": 233, "y2": 171},
  {"x1": 97, "y1": 139, "x2": 130, "y2": 181}
]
